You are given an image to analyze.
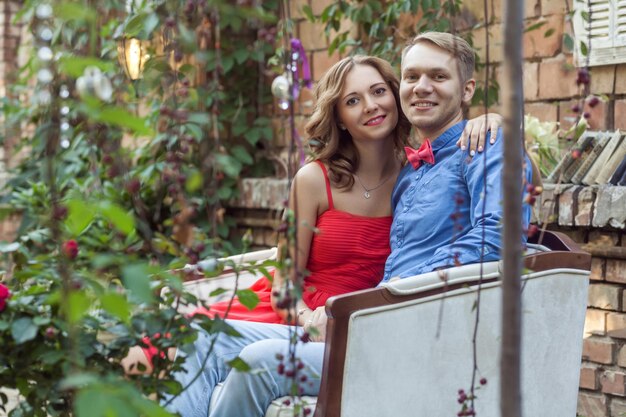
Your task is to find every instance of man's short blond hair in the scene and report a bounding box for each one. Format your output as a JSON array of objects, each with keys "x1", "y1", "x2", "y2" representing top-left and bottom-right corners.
[{"x1": 402, "y1": 32, "x2": 475, "y2": 83}]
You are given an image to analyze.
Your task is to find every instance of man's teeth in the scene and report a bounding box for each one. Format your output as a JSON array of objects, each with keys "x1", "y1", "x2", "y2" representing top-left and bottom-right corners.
[{"x1": 414, "y1": 103, "x2": 434, "y2": 107}]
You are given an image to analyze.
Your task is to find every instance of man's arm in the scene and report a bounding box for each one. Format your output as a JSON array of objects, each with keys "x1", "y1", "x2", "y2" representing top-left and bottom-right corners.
[{"x1": 419, "y1": 130, "x2": 531, "y2": 273}]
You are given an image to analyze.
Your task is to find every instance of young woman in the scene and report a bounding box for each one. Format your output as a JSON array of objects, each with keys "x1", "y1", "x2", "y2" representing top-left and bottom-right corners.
[{"x1": 122, "y1": 55, "x2": 504, "y2": 373}]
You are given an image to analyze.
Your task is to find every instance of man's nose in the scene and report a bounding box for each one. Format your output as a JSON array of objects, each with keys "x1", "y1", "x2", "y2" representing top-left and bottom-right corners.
[{"x1": 413, "y1": 76, "x2": 433, "y2": 94}]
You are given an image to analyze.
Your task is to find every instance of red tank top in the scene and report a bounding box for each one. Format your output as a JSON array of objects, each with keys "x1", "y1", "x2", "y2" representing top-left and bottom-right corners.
[{"x1": 301, "y1": 161, "x2": 392, "y2": 308}]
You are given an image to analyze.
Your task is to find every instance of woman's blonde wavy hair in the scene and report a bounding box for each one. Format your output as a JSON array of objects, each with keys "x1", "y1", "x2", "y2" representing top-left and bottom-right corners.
[{"x1": 304, "y1": 55, "x2": 410, "y2": 189}]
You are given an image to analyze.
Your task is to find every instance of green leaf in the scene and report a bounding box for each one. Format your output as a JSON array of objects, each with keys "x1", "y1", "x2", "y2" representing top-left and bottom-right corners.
[
  {"x1": 233, "y1": 49, "x2": 249, "y2": 64},
  {"x1": 67, "y1": 291, "x2": 91, "y2": 323},
  {"x1": 58, "y1": 56, "x2": 115, "y2": 78},
  {"x1": 227, "y1": 356, "x2": 252, "y2": 372},
  {"x1": 122, "y1": 263, "x2": 155, "y2": 304},
  {"x1": 65, "y1": 200, "x2": 96, "y2": 236},
  {"x1": 235, "y1": 289, "x2": 259, "y2": 311},
  {"x1": 99, "y1": 202, "x2": 135, "y2": 235},
  {"x1": 11, "y1": 317, "x2": 38, "y2": 344},
  {"x1": 215, "y1": 154, "x2": 243, "y2": 178},
  {"x1": 563, "y1": 34, "x2": 574, "y2": 52},
  {"x1": 302, "y1": 4, "x2": 315, "y2": 21},
  {"x1": 123, "y1": 12, "x2": 159, "y2": 39},
  {"x1": 54, "y1": 3, "x2": 96, "y2": 23},
  {"x1": 185, "y1": 170, "x2": 203, "y2": 193},
  {"x1": 209, "y1": 288, "x2": 228, "y2": 297},
  {"x1": 524, "y1": 21, "x2": 547, "y2": 33},
  {"x1": 0, "y1": 242, "x2": 20, "y2": 253},
  {"x1": 544, "y1": 28, "x2": 555, "y2": 38},
  {"x1": 93, "y1": 106, "x2": 154, "y2": 136},
  {"x1": 188, "y1": 112, "x2": 211, "y2": 126},
  {"x1": 100, "y1": 292, "x2": 131, "y2": 323},
  {"x1": 231, "y1": 145, "x2": 254, "y2": 165},
  {"x1": 580, "y1": 40, "x2": 588, "y2": 56}
]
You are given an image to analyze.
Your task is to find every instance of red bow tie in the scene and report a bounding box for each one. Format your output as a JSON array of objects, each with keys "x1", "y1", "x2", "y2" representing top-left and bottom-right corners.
[{"x1": 404, "y1": 139, "x2": 435, "y2": 169}]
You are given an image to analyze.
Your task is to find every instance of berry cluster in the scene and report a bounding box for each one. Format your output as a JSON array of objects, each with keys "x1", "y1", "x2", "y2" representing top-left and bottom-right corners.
[{"x1": 457, "y1": 378, "x2": 487, "y2": 416}]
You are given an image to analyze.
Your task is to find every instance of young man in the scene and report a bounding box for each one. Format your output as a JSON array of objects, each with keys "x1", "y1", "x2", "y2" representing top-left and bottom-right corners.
[
  {"x1": 383, "y1": 32, "x2": 532, "y2": 280},
  {"x1": 168, "y1": 32, "x2": 532, "y2": 417}
]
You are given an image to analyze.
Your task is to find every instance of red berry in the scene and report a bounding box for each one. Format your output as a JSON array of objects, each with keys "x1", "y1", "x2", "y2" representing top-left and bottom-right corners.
[
  {"x1": 45, "y1": 326, "x2": 57, "y2": 339},
  {"x1": 480, "y1": 377, "x2": 487, "y2": 385},
  {"x1": 102, "y1": 154, "x2": 114, "y2": 165},
  {"x1": 571, "y1": 104, "x2": 581, "y2": 113},
  {"x1": 583, "y1": 112, "x2": 591, "y2": 119},
  {"x1": 277, "y1": 363, "x2": 285, "y2": 375},
  {"x1": 126, "y1": 178, "x2": 141, "y2": 194},
  {"x1": 587, "y1": 96, "x2": 600, "y2": 108},
  {"x1": 62, "y1": 240, "x2": 79, "y2": 260},
  {"x1": 53, "y1": 205, "x2": 68, "y2": 221}
]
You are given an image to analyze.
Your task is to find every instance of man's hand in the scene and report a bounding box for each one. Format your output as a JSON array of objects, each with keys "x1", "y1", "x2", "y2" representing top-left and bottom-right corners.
[
  {"x1": 303, "y1": 306, "x2": 327, "y2": 343},
  {"x1": 457, "y1": 113, "x2": 503, "y2": 156}
]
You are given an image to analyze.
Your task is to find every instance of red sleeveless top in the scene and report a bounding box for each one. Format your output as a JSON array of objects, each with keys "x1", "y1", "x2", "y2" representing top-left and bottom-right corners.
[{"x1": 196, "y1": 161, "x2": 392, "y2": 323}]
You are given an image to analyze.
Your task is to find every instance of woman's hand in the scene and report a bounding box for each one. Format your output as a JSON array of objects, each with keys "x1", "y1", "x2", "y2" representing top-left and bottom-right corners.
[
  {"x1": 302, "y1": 306, "x2": 327, "y2": 343},
  {"x1": 457, "y1": 113, "x2": 503, "y2": 156}
]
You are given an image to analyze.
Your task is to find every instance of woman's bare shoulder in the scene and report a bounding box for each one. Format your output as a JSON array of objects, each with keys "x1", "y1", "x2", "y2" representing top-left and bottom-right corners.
[{"x1": 293, "y1": 161, "x2": 326, "y2": 190}]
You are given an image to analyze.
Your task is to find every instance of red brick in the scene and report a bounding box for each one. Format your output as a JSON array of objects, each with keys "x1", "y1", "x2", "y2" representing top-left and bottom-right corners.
[
  {"x1": 558, "y1": 99, "x2": 581, "y2": 132},
  {"x1": 522, "y1": 62, "x2": 539, "y2": 100},
  {"x1": 580, "y1": 364, "x2": 599, "y2": 390},
  {"x1": 607, "y1": 260, "x2": 626, "y2": 285},
  {"x1": 310, "y1": 0, "x2": 333, "y2": 16},
  {"x1": 585, "y1": 308, "x2": 608, "y2": 336},
  {"x1": 590, "y1": 258, "x2": 605, "y2": 281},
  {"x1": 543, "y1": 0, "x2": 571, "y2": 15},
  {"x1": 589, "y1": 65, "x2": 617, "y2": 95},
  {"x1": 523, "y1": 15, "x2": 564, "y2": 59},
  {"x1": 294, "y1": 85, "x2": 315, "y2": 116},
  {"x1": 472, "y1": 24, "x2": 504, "y2": 64},
  {"x1": 577, "y1": 391, "x2": 607, "y2": 417},
  {"x1": 583, "y1": 338, "x2": 615, "y2": 364},
  {"x1": 538, "y1": 54, "x2": 579, "y2": 100},
  {"x1": 524, "y1": 102, "x2": 558, "y2": 124},
  {"x1": 297, "y1": 20, "x2": 328, "y2": 51},
  {"x1": 601, "y1": 370, "x2": 626, "y2": 395},
  {"x1": 290, "y1": 0, "x2": 309, "y2": 20},
  {"x1": 588, "y1": 284, "x2": 622, "y2": 311},
  {"x1": 311, "y1": 50, "x2": 341, "y2": 82},
  {"x1": 608, "y1": 312, "x2": 626, "y2": 339},
  {"x1": 616, "y1": 66, "x2": 626, "y2": 94},
  {"x1": 618, "y1": 345, "x2": 626, "y2": 367},
  {"x1": 615, "y1": 100, "x2": 626, "y2": 131}
]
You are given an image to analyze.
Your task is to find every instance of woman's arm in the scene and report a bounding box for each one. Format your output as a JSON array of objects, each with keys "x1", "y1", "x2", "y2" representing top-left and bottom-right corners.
[{"x1": 270, "y1": 163, "x2": 324, "y2": 323}]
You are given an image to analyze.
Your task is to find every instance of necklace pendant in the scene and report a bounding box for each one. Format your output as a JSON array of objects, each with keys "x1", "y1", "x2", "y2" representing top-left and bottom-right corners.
[{"x1": 364, "y1": 191, "x2": 371, "y2": 199}]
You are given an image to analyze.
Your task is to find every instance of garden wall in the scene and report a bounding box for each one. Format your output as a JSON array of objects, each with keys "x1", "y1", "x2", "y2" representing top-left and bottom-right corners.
[{"x1": 1, "y1": 1, "x2": 625, "y2": 415}]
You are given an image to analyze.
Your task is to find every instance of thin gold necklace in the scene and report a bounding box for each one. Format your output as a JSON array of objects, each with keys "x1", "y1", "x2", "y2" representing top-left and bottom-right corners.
[{"x1": 354, "y1": 173, "x2": 392, "y2": 199}]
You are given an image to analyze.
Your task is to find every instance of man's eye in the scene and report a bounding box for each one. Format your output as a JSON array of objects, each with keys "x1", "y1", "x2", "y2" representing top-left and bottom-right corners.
[
  {"x1": 404, "y1": 74, "x2": 417, "y2": 81},
  {"x1": 434, "y1": 74, "x2": 447, "y2": 80}
]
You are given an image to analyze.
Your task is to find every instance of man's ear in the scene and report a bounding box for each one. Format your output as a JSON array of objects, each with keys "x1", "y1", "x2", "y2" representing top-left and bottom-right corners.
[{"x1": 462, "y1": 78, "x2": 476, "y2": 105}]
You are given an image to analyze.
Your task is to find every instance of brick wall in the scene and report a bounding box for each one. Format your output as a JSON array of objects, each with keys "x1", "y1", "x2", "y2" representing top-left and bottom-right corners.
[
  {"x1": 0, "y1": 1, "x2": 22, "y2": 242},
  {"x1": 536, "y1": 184, "x2": 626, "y2": 416}
]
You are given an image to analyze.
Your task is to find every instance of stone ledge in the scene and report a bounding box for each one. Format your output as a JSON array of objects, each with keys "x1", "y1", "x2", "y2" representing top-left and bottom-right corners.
[
  {"x1": 534, "y1": 184, "x2": 626, "y2": 229},
  {"x1": 231, "y1": 178, "x2": 289, "y2": 211}
]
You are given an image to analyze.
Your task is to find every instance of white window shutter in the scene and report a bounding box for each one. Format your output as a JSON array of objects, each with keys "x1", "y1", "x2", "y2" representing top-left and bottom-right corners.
[{"x1": 574, "y1": 0, "x2": 626, "y2": 66}]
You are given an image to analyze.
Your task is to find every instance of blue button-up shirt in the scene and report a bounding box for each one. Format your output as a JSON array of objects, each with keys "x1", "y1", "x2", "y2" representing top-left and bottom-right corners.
[{"x1": 383, "y1": 121, "x2": 532, "y2": 280}]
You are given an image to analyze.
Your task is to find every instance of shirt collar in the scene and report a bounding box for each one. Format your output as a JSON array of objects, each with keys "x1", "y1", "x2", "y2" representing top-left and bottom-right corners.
[{"x1": 429, "y1": 120, "x2": 468, "y2": 153}]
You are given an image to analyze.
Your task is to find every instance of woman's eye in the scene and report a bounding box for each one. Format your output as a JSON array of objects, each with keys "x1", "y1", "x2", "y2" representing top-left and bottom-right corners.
[
  {"x1": 373, "y1": 87, "x2": 386, "y2": 95},
  {"x1": 346, "y1": 97, "x2": 358, "y2": 106}
]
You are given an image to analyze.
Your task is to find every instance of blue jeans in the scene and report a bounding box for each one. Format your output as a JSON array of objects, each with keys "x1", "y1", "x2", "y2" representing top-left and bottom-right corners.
[{"x1": 163, "y1": 320, "x2": 325, "y2": 417}]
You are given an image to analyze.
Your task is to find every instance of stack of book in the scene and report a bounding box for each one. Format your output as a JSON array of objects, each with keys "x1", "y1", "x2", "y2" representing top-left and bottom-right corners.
[{"x1": 545, "y1": 131, "x2": 626, "y2": 186}]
